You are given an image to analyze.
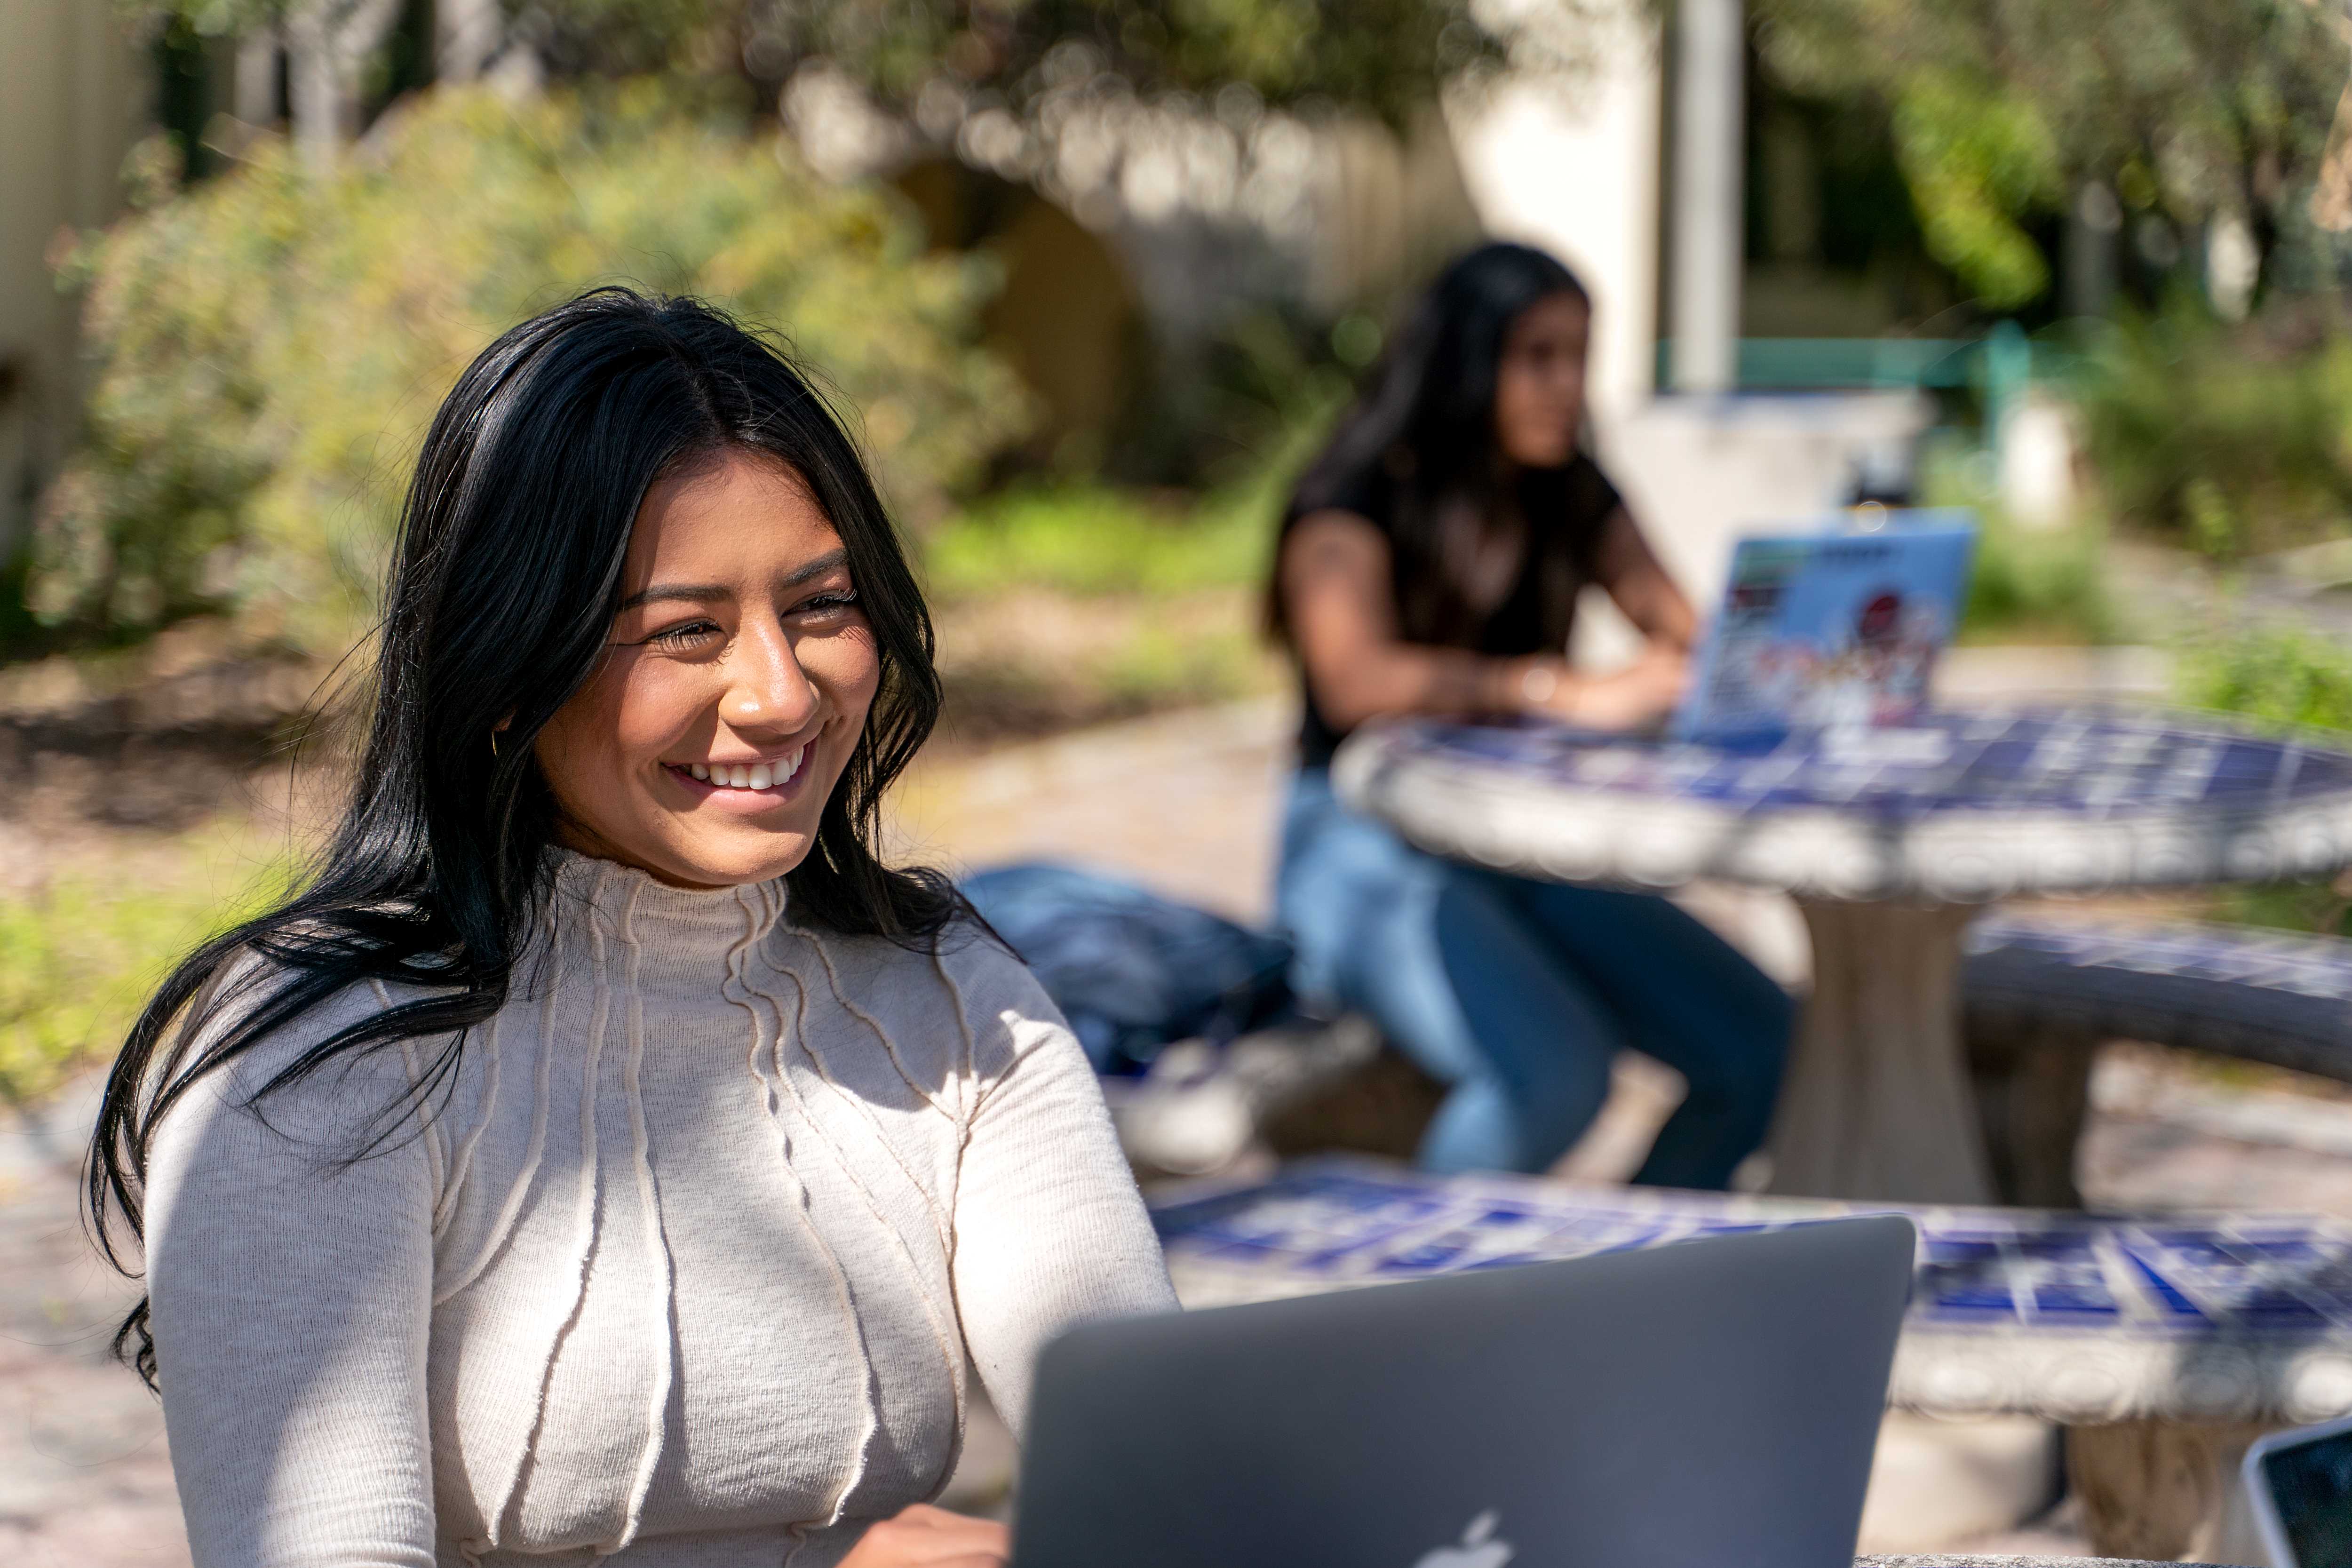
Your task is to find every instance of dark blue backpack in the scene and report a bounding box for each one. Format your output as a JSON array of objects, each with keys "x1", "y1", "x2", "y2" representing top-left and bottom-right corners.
[{"x1": 959, "y1": 861, "x2": 1298, "y2": 1076}]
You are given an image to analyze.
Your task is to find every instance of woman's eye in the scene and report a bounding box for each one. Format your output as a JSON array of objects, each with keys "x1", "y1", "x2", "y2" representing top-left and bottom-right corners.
[
  {"x1": 645, "y1": 620, "x2": 721, "y2": 648},
  {"x1": 795, "y1": 590, "x2": 861, "y2": 617}
]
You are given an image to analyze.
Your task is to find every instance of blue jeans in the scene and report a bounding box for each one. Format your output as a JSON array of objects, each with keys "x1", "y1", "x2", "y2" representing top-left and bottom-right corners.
[{"x1": 1277, "y1": 767, "x2": 1792, "y2": 1186}]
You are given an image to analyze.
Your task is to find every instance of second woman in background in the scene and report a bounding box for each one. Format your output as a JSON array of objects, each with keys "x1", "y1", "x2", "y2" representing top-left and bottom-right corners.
[{"x1": 1269, "y1": 242, "x2": 1792, "y2": 1186}]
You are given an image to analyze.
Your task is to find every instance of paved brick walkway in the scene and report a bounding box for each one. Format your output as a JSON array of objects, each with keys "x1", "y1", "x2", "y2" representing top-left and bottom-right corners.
[{"x1": 0, "y1": 1076, "x2": 183, "y2": 1568}]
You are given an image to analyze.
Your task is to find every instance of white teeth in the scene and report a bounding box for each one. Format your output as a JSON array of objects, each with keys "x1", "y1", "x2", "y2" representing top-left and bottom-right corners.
[{"x1": 688, "y1": 749, "x2": 808, "y2": 789}]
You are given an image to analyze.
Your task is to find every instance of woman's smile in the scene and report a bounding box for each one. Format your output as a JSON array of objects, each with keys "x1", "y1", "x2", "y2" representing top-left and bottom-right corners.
[{"x1": 666, "y1": 741, "x2": 811, "y2": 801}]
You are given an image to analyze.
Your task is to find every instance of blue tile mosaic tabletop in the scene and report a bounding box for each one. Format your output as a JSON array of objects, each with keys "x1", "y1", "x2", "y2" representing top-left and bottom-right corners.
[
  {"x1": 1150, "y1": 1158, "x2": 2352, "y2": 1341},
  {"x1": 1392, "y1": 708, "x2": 2352, "y2": 822},
  {"x1": 1154, "y1": 1161, "x2": 2352, "y2": 1423}
]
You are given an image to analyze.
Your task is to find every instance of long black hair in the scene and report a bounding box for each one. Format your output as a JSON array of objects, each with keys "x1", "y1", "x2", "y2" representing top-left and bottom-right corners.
[
  {"x1": 1268, "y1": 241, "x2": 1591, "y2": 647},
  {"x1": 89, "y1": 288, "x2": 962, "y2": 1384}
]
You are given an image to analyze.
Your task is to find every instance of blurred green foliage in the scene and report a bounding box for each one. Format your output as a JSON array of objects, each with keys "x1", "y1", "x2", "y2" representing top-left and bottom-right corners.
[
  {"x1": 1888, "y1": 79, "x2": 2061, "y2": 310},
  {"x1": 132, "y1": 0, "x2": 1524, "y2": 134},
  {"x1": 1918, "y1": 442, "x2": 2114, "y2": 644},
  {"x1": 1959, "y1": 512, "x2": 2113, "y2": 645},
  {"x1": 924, "y1": 484, "x2": 1267, "y2": 600},
  {"x1": 1753, "y1": 0, "x2": 2348, "y2": 309},
  {"x1": 2177, "y1": 625, "x2": 2352, "y2": 936},
  {"x1": 2178, "y1": 625, "x2": 2352, "y2": 733},
  {"x1": 734, "y1": 0, "x2": 1510, "y2": 128},
  {"x1": 35, "y1": 84, "x2": 1029, "y2": 653},
  {"x1": 0, "y1": 838, "x2": 297, "y2": 1104},
  {"x1": 2070, "y1": 302, "x2": 2352, "y2": 557},
  {"x1": 927, "y1": 381, "x2": 1329, "y2": 601},
  {"x1": 918, "y1": 480, "x2": 1285, "y2": 739},
  {"x1": 915, "y1": 405, "x2": 1334, "y2": 732}
]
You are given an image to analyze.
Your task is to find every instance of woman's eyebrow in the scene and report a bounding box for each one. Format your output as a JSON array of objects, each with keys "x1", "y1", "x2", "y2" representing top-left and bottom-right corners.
[
  {"x1": 778, "y1": 548, "x2": 850, "y2": 589},
  {"x1": 616, "y1": 582, "x2": 730, "y2": 611},
  {"x1": 614, "y1": 551, "x2": 849, "y2": 612}
]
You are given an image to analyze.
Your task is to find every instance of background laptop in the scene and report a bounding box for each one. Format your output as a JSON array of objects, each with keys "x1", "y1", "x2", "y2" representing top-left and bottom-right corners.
[
  {"x1": 1673, "y1": 508, "x2": 1978, "y2": 741},
  {"x1": 1012, "y1": 1214, "x2": 1916, "y2": 1568}
]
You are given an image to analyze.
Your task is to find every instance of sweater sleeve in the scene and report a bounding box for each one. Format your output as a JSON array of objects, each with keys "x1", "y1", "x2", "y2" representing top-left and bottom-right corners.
[
  {"x1": 945, "y1": 944, "x2": 1177, "y2": 1436},
  {"x1": 145, "y1": 979, "x2": 440, "y2": 1568}
]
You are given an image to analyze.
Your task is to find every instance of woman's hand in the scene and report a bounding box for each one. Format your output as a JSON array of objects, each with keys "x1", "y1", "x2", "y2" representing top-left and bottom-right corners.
[
  {"x1": 1546, "y1": 644, "x2": 1690, "y2": 731},
  {"x1": 839, "y1": 1504, "x2": 1011, "y2": 1568}
]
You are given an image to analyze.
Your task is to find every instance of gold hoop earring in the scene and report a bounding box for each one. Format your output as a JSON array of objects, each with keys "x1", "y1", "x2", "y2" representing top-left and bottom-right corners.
[{"x1": 490, "y1": 730, "x2": 501, "y2": 759}]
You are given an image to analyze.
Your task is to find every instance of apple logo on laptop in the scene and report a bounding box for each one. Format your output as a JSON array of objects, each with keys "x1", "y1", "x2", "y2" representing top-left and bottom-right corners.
[{"x1": 1410, "y1": 1509, "x2": 1514, "y2": 1568}]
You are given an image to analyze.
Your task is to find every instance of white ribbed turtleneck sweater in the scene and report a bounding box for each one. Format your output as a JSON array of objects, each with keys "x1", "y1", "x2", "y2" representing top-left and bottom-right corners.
[{"x1": 145, "y1": 851, "x2": 1176, "y2": 1567}]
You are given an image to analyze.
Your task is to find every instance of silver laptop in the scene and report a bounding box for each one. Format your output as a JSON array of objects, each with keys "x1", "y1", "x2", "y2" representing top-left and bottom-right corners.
[{"x1": 1012, "y1": 1214, "x2": 1916, "y2": 1568}]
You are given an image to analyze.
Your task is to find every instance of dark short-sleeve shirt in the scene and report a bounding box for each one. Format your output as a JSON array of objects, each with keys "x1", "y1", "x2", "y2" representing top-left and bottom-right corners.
[{"x1": 1293, "y1": 453, "x2": 1624, "y2": 769}]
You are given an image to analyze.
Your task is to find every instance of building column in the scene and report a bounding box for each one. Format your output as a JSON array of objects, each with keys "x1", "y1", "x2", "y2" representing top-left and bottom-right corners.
[{"x1": 1669, "y1": 0, "x2": 1743, "y2": 393}]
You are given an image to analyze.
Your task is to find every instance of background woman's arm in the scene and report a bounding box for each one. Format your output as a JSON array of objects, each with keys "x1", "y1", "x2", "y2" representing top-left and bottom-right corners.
[
  {"x1": 146, "y1": 991, "x2": 438, "y2": 1568},
  {"x1": 1279, "y1": 509, "x2": 1684, "y2": 732},
  {"x1": 1591, "y1": 505, "x2": 1699, "y2": 653}
]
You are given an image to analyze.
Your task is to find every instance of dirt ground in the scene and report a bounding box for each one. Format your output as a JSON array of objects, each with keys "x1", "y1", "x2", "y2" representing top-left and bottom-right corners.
[{"x1": 11, "y1": 693, "x2": 2352, "y2": 1564}]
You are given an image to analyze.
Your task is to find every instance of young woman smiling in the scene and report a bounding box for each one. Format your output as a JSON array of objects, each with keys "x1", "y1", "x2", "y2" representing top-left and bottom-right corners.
[{"x1": 89, "y1": 291, "x2": 1173, "y2": 1568}]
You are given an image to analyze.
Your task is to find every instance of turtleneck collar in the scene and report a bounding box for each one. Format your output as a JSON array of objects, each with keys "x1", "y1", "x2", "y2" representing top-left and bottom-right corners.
[{"x1": 541, "y1": 849, "x2": 791, "y2": 991}]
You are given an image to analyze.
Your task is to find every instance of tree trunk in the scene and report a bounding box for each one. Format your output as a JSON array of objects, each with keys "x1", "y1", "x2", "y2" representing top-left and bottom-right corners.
[
  {"x1": 284, "y1": 0, "x2": 408, "y2": 171},
  {"x1": 233, "y1": 25, "x2": 280, "y2": 126},
  {"x1": 437, "y1": 0, "x2": 502, "y2": 83},
  {"x1": 286, "y1": 2, "x2": 340, "y2": 172}
]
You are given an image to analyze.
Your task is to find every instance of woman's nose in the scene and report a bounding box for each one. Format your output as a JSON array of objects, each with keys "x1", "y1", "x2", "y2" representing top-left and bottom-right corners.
[{"x1": 723, "y1": 622, "x2": 822, "y2": 733}]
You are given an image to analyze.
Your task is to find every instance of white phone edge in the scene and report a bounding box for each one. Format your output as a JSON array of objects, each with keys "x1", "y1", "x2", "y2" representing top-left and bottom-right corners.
[{"x1": 2244, "y1": 1413, "x2": 2352, "y2": 1568}]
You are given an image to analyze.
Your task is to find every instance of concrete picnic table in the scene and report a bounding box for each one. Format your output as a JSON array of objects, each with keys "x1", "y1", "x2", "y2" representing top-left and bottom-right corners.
[
  {"x1": 1335, "y1": 706, "x2": 2352, "y2": 1207},
  {"x1": 1154, "y1": 1158, "x2": 2352, "y2": 1563}
]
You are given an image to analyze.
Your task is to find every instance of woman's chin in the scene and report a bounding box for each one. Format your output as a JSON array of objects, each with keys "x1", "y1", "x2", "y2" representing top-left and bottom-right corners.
[{"x1": 619, "y1": 826, "x2": 817, "y2": 891}]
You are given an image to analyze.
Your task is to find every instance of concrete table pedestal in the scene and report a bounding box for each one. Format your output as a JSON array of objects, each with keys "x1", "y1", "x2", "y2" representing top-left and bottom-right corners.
[
  {"x1": 2068, "y1": 1420, "x2": 2271, "y2": 1565},
  {"x1": 1774, "y1": 899, "x2": 1990, "y2": 1203}
]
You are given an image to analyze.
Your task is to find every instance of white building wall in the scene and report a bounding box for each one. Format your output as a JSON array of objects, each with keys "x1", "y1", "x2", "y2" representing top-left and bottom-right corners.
[{"x1": 1445, "y1": 11, "x2": 1662, "y2": 423}]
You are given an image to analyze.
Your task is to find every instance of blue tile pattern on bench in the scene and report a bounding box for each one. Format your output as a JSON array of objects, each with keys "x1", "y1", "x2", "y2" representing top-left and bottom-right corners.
[
  {"x1": 1152, "y1": 1160, "x2": 2352, "y2": 1339},
  {"x1": 1403, "y1": 709, "x2": 2352, "y2": 822},
  {"x1": 1961, "y1": 914, "x2": 2352, "y2": 1081},
  {"x1": 1966, "y1": 916, "x2": 2352, "y2": 1003}
]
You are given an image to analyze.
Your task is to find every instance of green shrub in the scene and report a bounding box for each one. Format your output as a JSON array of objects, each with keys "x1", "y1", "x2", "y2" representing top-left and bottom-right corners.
[
  {"x1": 1958, "y1": 510, "x2": 2114, "y2": 645},
  {"x1": 2173, "y1": 626, "x2": 2352, "y2": 934},
  {"x1": 2069, "y1": 302, "x2": 2352, "y2": 557},
  {"x1": 920, "y1": 379, "x2": 1335, "y2": 603},
  {"x1": 1918, "y1": 441, "x2": 2114, "y2": 645},
  {"x1": 922, "y1": 483, "x2": 1271, "y2": 602},
  {"x1": 2177, "y1": 624, "x2": 2352, "y2": 733},
  {"x1": 38, "y1": 83, "x2": 1030, "y2": 653},
  {"x1": 0, "y1": 838, "x2": 297, "y2": 1104}
]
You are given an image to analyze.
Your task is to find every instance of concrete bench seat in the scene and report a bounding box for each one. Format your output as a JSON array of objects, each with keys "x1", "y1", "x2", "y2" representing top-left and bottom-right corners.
[
  {"x1": 1961, "y1": 914, "x2": 2352, "y2": 1207},
  {"x1": 1965, "y1": 914, "x2": 2352, "y2": 1082}
]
